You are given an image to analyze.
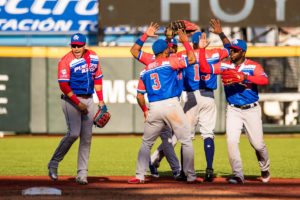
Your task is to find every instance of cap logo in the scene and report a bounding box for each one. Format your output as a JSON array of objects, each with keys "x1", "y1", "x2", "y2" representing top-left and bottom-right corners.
[
  {"x1": 73, "y1": 35, "x2": 79, "y2": 41},
  {"x1": 232, "y1": 39, "x2": 239, "y2": 45}
]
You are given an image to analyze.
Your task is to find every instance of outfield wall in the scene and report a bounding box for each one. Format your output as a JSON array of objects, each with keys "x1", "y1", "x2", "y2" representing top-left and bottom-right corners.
[{"x1": 0, "y1": 46, "x2": 300, "y2": 134}]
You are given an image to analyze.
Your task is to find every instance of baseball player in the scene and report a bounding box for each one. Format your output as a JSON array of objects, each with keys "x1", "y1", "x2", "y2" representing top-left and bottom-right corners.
[
  {"x1": 48, "y1": 33, "x2": 106, "y2": 185},
  {"x1": 130, "y1": 24, "x2": 182, "y2": 178},
  {"x1": 128, "y1": 25, "x2": 200, "y2": 184},
  {"x1": 198, "y1": 34, "x2": 271, "y2": 184},
  {"x1": 181, "y1": 19, "x2": 230, "y2": 182}
]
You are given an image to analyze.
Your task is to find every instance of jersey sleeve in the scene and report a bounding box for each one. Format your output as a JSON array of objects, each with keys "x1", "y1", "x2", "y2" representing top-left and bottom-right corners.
[
  {"x1": 57, "y1": 58, "x2": 70, "y2": 82},
  {"x1": 94, "y1": 60, "x2": 103, "y2": 80},
  {"x1": 253, "y1": 62, "x2": 268, "y2": 77},
  {"x1": 137, "y1": 78, "x2": 146, "y2": 94},
  {"x1": 169, "y1": 56, "x2": 188, "y2": 70},
  {"x1": 137, "y1": 51, "x2": 155, "y2": 65},
  {"x1": 206, "y1": 48, "x2": 229, "y2": 62}
]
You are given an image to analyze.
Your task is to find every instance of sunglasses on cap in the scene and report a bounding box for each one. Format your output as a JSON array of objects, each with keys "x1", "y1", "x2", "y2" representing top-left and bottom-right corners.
[{"x1": 71, "y1": 44, "x2": 85, "y2": 48}]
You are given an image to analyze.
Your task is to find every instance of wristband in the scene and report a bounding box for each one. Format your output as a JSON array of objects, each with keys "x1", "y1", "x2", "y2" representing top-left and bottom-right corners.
[
  {"x1": 135, "y1": 33, "x2": 148, "y2": 46},
  {"x1": 141, "y1": 105, "x2": 148, "y2": 112},
  {"x1": 219, "y1": 32, "x2": 226, "y2": 40},
  {"x1": 183, "y1": 41, "x2": 192, "y2": 52},
  {"x1": 70, "y1": 94, "x2": 80, "y2": 105}
]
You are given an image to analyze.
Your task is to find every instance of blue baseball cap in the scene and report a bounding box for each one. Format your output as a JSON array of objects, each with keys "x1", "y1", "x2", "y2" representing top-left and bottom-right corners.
[
  {"x1": 230, "y1": 39, "x2": 247, "y2": 52},
  {"x1": 192, "y1": 32, "x2": 202, "y2": 44},
  {"x1": 152, "y1": 39, "x2": 168, "y2": 55},
  {"x1": 70, "y1": 33, "x2": 86, "y2": 45}
]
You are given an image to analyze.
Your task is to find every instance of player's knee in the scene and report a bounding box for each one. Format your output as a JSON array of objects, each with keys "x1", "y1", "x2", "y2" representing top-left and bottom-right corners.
[
  {"x1": 67, "y1": 133, "x2": 80, "y2": 142},
  {"x1": 202, "y1": 134, "x2": 214, "y2": 140},
  {"x1": 252, "y1": 142, "x2": 266, "y2": 151},
  {"x1": 226, "y1": 137, "x2": 239, "y2": 145}
]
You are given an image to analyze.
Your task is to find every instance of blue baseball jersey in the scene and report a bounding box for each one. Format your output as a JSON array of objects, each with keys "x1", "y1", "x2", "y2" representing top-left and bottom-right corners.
[
  {"x1": 211, "y1": 59, "x2": 268, "y2": 105},
  {"x1": 178, "y1": 48, "x2": 229, "y2": 91},
  {"x1": 137, "y1": 57, "x2": 188, "y2": 102},
  {"x1": 58, "y1": 50, "x2": 103, "y2": 95}
]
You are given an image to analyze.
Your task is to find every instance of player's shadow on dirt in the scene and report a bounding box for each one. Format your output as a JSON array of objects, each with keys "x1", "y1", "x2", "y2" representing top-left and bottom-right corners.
[{"x1": 158, "y1": 170, "x2": 262, "y2": 181}]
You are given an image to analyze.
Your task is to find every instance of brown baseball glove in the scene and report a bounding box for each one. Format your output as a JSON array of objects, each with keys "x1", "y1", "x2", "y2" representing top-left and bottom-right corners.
[
  {"x1": 93, "y1": 105, "x2": 111, "y2": 128},
  {"x1": 221, "y1": 69, "x2": 246, "y2": 85},
  {"x1": 167, "y1": 20, "x2": 199, "y2": 35}
]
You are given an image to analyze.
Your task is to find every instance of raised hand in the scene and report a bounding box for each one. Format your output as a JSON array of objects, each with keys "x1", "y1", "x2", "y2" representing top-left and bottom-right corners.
[
  {"x1": 209, "y1": 19, "x2": 222, "y2": 34},
  {"x1": 199, "y1": 32, "x2": 210, "y2": 48},
  {"x1": 177, "y1": 29, "x2": 188, "y2": 43},
  {"x1": 145, "y1": 22, "x2": 160, "y2": 37}
]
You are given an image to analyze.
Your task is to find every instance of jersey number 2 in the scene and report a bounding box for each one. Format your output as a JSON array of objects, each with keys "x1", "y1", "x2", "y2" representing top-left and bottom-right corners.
[{"x1": 150, "y1": 73, "x2": 161, "y2": 90}]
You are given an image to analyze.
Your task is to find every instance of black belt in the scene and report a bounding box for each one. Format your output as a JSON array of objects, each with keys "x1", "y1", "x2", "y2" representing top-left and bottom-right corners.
[
  {"x1": 230, "y1": 102, "x2": 258, "y2": 110},
  {"x1": 76, "y1": 94, "x2": 92, "y2": 99},
  {"x1": 61, "y1": 94, "x2": 92, "y2": 99}
]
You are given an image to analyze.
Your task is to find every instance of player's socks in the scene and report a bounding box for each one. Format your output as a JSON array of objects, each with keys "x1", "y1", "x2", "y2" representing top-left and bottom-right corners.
[{"x1": 204, "y1": 137, "x2": 215, "y2": 169}]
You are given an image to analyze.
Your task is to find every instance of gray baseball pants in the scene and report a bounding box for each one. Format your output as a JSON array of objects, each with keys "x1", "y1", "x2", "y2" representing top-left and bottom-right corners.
[
  {"x1": 135, "y1": 97, "x2": 196, "y2": 182},
  {"x1": 48, "y1": 95, "x2": 94, "y2": 178},
  {"x1": 226, "y1": 104, "x2": 270, "y2": 180}
]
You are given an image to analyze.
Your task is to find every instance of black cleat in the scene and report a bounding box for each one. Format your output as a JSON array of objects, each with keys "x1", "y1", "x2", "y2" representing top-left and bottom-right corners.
[
  {"x1": 203, "y1": 168, "x2": 214, "y2": 182},
  {"x1": 48, "y1": 167, "x2": 58, "y2": 181}
]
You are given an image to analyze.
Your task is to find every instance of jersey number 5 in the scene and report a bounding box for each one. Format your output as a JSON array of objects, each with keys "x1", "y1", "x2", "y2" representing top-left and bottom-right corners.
[{"x1": 150, "y1": 73, "x2": 161, "y2": 90}]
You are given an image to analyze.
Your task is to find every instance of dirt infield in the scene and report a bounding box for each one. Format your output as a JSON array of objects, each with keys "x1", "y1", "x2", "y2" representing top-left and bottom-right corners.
[{"x1": 0, "y1": 176, "x2": 299, "y2": 200}]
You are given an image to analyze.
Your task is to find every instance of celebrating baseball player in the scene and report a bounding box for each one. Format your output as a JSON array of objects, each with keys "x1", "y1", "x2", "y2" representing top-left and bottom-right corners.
[
  {"x1": 198, "y1": 33, "x2": 271, "y2": 184},
  {"x1": 48, "y1": 33, "x2": 108, "y2": 185},
  {"x1": 180, "y1": 19, "x2": 230, "y2": 182},
  {"x1": 130, "y1": 23, "x2": 182, "y2": 179},
  {"x1": 128, "y1": 23, "x2": 201, "y2": 184}
]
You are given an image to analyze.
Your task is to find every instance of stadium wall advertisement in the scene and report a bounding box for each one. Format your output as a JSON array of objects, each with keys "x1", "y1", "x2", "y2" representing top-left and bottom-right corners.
[
  {"x1": 1, "y1": 46, "x2": 300, "y2": 134},
  {"x1": 0, "y1": 0, "x2": 98, "y2": 33}
]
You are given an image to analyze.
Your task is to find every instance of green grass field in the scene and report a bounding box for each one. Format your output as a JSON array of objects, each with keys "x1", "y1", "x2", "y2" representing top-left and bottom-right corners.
[{"x1": 0, "y1": 134, "x2": 299, "y2": 178}]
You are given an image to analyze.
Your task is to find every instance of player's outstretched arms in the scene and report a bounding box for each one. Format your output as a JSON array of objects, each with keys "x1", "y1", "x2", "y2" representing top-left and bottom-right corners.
[
  {"x1": 130, "y1": 22, "x2": 160, "y2": 59},
  {"x1": 209, "y1": 19, "x2": 230, "y2": 46}
]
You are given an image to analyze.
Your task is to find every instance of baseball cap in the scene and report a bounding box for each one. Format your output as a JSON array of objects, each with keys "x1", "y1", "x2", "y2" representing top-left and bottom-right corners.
[
  {"x1": 230, "y1": 39, "x2": 247, "y2": 52},
  {"x1": 70, "y1": 33, "x2": 86, "y2": 45},
  {"x1": 192, "y1": 32, "x2": 202, "y2": 44},
  {"x1": 152, "y1": 39, "x2": 168, "y2": 55},
  {"x1": 167, "y1": 38, "x2": 178, "y2": 47}
]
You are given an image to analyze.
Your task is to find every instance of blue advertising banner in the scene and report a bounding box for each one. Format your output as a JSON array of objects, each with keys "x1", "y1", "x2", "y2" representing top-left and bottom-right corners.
[{"x1": 0, "y1": 0, "x2": 98, "y2": 33}]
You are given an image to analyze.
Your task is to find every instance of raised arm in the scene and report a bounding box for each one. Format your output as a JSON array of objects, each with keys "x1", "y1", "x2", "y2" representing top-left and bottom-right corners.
[
  {"x1": 199, "y1": 32, "x2": 213, "y2": 74},
  {"x1": 178, "y1": 29, "x2": 196, "y2": 65},
  {"x1": 209, "y1": 19, "x2": 230, "y2": 47},
  {"x1": 130, "y1": 22, "x2": 160, "y2": 59}
]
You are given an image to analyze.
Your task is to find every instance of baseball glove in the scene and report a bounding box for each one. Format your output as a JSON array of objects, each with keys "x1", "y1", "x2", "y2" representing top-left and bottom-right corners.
[
  {"x1": 93, "y1": 105, "x2": 111, "y2": 128},
  {"x1": 168, "y1": 20, "x2": 199, "y2": 35},
  {"x1": 221, "y1": 69, "x2": 246, "y2": 85}
]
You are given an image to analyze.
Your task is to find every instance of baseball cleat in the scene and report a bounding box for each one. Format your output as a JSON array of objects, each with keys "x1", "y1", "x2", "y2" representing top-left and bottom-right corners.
[
  {"x1": 173, "y1": 170, "x2": 187, "y2": 181},
  {"x1": 128, "y1": 177, "x2": 145, "y2": 184},
  {"x1": 261, "y1": 170, "x2": 271, "y2": 183},
  {"x1": 203, "y1": 168, "x2": 214, "y2": 182},
  {"x1": 149, "y1": 164, "x2": 159, "y2": 178},
  {"x1": 75, "y1": 176, "x2": 88, "y2": 185},
  {"x1": 48, "y1": 167, "x2": 58, "y2": 181},
  {"x1": 187, "y1": 177, "x2": 202, "y2": 184},
  {"x1": 227, "y1": 176, "x2": 244, "y2": 184}
]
